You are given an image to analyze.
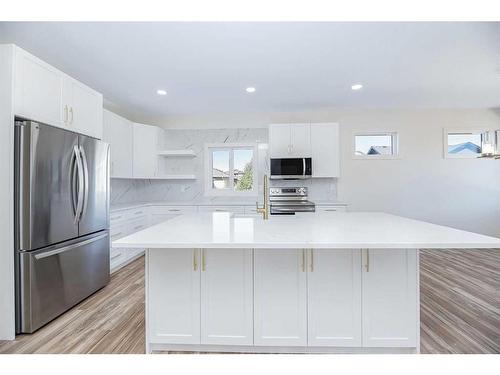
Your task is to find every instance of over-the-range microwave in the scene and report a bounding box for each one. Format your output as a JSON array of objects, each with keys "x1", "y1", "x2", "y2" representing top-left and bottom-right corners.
[{"x1": 270, "y1": 157, "x2": 312, "y2": 179}]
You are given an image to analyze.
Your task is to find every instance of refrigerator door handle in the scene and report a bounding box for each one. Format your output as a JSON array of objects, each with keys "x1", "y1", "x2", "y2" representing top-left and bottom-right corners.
[
  {"x1": 70, "y1": 146, "x2": 78, "y2": 221},
  {"x1": 79, "y1": 145, "x2": 89, "y2": 221},
  {"x1": 74, "y1": 145, "x2": 85, "y2": 223},
  {"x1": 34, "y1": 232, "x2": 108, "y2": 260}
]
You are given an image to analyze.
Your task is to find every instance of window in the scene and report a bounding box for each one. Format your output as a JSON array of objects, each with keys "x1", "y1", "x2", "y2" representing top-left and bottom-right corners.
[
  {"x1": 205, "y1": 144, "x2": 257, "y2": 196},
  {"x1": 444, "y1": 129, "x2": 483, "y2": 158},
  {"x1": 354, "y1": 132, "x2": 398, "y2": 158}
]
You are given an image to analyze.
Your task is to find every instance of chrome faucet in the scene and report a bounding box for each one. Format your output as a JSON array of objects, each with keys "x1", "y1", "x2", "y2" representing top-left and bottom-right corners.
[{"x1": 256, "y1": 174, "x2": 270, "y2": 220}]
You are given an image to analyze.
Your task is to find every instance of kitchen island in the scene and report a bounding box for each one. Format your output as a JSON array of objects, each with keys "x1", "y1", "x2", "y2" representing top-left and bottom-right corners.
[{"x1": 114, "y1": 212, "x2": 500, "y2": 354}]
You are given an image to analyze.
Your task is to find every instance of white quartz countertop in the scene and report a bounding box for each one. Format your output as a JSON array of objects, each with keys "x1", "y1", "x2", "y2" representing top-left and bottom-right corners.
[{"x1": 113, "y1": 212, "x2": 500, "y2": 249}]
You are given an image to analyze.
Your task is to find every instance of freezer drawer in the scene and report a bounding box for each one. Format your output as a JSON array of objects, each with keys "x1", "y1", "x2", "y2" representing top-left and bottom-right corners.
[{"x1": 17, "y1": 231, "x2": 110, "y2": 333}]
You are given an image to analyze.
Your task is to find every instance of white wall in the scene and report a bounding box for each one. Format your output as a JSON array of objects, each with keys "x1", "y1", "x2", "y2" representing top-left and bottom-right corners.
[
  {"x1": 0, "y1": 45, "x2": 15, "y2": 340},
  {"x1": 160, "y1": 108, "x2": 500, "y2": 237}
]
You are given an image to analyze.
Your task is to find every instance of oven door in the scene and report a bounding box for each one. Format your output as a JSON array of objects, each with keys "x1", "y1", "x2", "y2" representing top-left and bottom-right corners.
[{"x1": 270, "y1": 158, "x2": 312, "y2": 179}]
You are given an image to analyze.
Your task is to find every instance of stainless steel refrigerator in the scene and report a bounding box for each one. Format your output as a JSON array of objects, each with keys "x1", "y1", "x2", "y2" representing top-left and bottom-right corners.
[{"x1": 14, "y1": 120, "x2": 110, "y2": 333}]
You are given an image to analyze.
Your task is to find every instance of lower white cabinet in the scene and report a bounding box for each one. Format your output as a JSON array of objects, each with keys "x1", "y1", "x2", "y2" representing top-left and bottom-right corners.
[
  {"x1": 148, "y1": 249, "x2": 201, "y2": 344},
  {"x1": 201, "y1": 249, "x2": 253, "y2": 345},
  {"x1": 148, "y1": 205, "x2": 198, "y2": 225},
  {"x1": 362, "y1": 249, "x2": 417, "y2": 347},
  {"x1": 307, "y1": 249, "x2": 362, "y2": 347},
  {"x1": 253, "y1": 249, "x2": 307, "y2": 346},
  {"x1": 148, "y1": 248, "x2": 254, "y2": 346},
  {"x1": 198, "y1": 206, "x2": 246, "y2": 214},
  {"x1": 316, "y1": 205, "x2": 347, "y2": 213},
  {"x1": 142, "y1": 235, "x2": 419, "y2": 351}
]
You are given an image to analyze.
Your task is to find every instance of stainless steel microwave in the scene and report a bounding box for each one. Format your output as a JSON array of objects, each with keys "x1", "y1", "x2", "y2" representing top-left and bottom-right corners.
[{"x1": 270, "y1": 158, "x2": 312, "y2": 179}]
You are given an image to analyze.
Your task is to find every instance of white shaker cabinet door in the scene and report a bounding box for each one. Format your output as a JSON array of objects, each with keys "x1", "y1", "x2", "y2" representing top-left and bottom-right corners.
[
  {"x1": 289, "y1": 123, "x2": 311, "y2": 157},
  {"x1": 311, "y1": 123, "x2": 340, "y2": 177},
  {"x1": 103, "y1": 109, "x2": 133, "y2": 178},
  {"x1": 269, "y1": 124, "x2": 291, "y2": 158},
  {"x1": 64, "y1": 76, "x2": 103, "y2": 139},
  {"x1": 362, "y1": 249, "x2": 418, "y2": 347},
  {"x1": 147, "y1": 249, "x2": 201, "y2": 344},
  {"x1": 254, "y1": 249, "x2": 307, "y2": 346},
  {"x1": 307, "y1": 249, "x2": 362, "y2": 347},
  {"x1": 133, "y1": 123, "x2": 159, "y2": 178},
  {"x1": 14, "y1": 48, "x2": 64, "y2": 127},
  {"x1": 201, "y1": 249, "x2": 253, "y2": 345}
]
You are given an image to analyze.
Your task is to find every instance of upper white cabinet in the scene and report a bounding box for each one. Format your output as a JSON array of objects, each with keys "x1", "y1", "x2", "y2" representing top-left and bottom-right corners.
[
  {"x1": 311, "y1": 123, "x2": 340, "y2": 177},
  {"x1": 269, "y1": 123, "x2": 311, "y2": 158},
  {"x1": 254, "y1": 249, "x2": 307, "y2": 346},
  {"x1": 201, "y1": 249, "x2": 253, "y2": 346},
  {"x1": 62, "y1": 76, "x2": 103, "y2": 139},
  {"x1": 290, "y1": 124, "x2": 311, "y2": 157},
  {"x1": 269, "y1": 123, "x2": 339, "y2": 177},
  {"x1": 133, "y1": 123, "x2": 160, "y2": 178},
  {"x1": 13, "y1": 47, "x2": 103, "y2": 138},
  {"x1": 307, "y1": 249, "x2": 362, "y2": 347},
  {"x1": 14, "y1": 48, "x2": 64, "y2": 127},
  {"x1": 103, "y1": 109, "x2": 133, "y2": 178},
  {"x1": 362, "y1": 249, "x2": 418, "y2": 347}
]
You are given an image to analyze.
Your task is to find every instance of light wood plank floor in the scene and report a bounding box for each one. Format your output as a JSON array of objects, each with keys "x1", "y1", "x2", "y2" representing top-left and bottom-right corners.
[{"x1": 1, "y1": 249, "x2": 498, "y2": 354}]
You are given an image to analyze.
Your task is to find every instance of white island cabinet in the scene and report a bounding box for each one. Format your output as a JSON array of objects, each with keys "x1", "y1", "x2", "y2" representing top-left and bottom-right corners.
[
  {"x1": 114, "y1": 212, "x2": 500, "y2": 353},
  {"x1": 362, "y1": 249, "x2": 417, "y2": 347},
  {"x1": 307, "y1": 249, "x2": 362, "y2": 347},
  {"x1": 147, "y1": 248, "x2": 253, "y2": 346},
  {"x1": 254, "y1": 249, "x2": 307, "y2": 346},
  {"x1": 148, "y1": 249, "x2": 200, "y2": 344}
]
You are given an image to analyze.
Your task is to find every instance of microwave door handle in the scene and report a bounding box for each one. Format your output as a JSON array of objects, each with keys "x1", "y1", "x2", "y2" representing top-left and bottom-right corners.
[{"x1": 303, "y1": 158, "x2": 306, "y2": 177}]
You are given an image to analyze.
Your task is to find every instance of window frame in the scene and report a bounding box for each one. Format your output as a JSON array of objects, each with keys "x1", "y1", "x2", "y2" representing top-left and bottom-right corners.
[
  {"x1": 352, "y1": 131, "x2": 400, "y2": 160},
  {"x1": 204, "y1": 143, "x2": 258, "y2": 197},
  {"x1": 443, "y1": 128, "x2": 486, "y2": 159}
]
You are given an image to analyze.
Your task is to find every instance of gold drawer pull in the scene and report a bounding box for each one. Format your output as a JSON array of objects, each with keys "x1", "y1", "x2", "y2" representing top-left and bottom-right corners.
[{"x1": 193, "y1": 249, "x2": 198, "y2": 271}]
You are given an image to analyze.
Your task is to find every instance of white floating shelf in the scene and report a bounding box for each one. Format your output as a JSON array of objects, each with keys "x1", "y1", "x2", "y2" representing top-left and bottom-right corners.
[{"x1": 157, "y1": 150, "x2": 196, "y2": 157}]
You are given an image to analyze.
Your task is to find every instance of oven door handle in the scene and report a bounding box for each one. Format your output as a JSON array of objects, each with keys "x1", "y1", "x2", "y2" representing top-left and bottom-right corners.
[{"x1": 272, "y1": 207, "x2": 315, "y2": 213}]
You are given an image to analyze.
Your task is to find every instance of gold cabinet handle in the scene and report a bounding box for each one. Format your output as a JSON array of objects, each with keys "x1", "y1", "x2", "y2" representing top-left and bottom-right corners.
[
  {"x1": 69, "y1": 106, "x2": 74, "y2": 124},
  {"x1": 309, "y1": 249, "x2": 314, "y2": 272},
  {"x1": 364, "y1": 249, "x2": 370, "y2": 272},
  {"x1": 64, "y1": 105, "x2": 68, "y2": 124},
  {"x1": 202, "y1": 249, "x2": 206, "y2": 271},
  {"x1": 301, "y1": 250, "x2": 306, "y2": 272},
  {"x1": 193, "y1": 249, "x2": 198, "y2": 271}
]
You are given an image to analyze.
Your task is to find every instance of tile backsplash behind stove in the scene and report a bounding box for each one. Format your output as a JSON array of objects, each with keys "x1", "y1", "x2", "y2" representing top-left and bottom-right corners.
[{"x1": 110, "y1": 127, "x2": 337, "y2": 205}]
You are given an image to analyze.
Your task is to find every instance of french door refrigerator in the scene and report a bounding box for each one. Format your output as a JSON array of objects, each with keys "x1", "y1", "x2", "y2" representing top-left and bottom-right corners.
[{"x1": 14, "y1": 120, "x2": 110, "y2": 333}]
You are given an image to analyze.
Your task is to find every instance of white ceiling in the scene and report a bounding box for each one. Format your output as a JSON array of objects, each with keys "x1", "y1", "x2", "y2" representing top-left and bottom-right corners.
[{"x1": 1, "y1": 22, "x2": 499, "y2": 121}]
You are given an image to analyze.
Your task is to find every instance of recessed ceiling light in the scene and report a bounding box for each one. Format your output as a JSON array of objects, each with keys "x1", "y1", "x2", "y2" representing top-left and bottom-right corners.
[
  {"x1": 351, "y1": 84, "x2": 363, "y2": 91},
  {"x1": 246, "y1": 87, "x2": 256, "y2": 93},
  {"x1": 156, "y1": 89, "x2": 167, "y2": 96}
]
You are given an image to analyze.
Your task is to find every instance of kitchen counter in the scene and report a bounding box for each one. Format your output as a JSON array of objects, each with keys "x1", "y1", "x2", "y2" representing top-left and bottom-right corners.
[
  {"x1": 122, "y1": 212, "x2": 500, "y2": 354},
  {"x1": 113, "y1": 211, "x2": 500, "y2": 249}
]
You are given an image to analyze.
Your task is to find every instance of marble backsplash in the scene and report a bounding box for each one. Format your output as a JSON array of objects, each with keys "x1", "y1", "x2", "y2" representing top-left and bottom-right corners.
[{"x1": 110, "y1": 127, "x2": 337, "y2": 205}]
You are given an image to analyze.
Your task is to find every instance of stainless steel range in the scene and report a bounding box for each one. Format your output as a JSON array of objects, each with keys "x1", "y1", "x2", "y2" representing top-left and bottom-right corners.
[{"x1": 269, "y1": 187, "x2": 315, "y2": 215}]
